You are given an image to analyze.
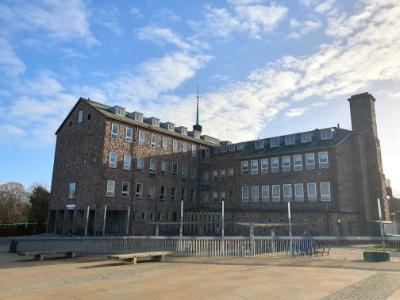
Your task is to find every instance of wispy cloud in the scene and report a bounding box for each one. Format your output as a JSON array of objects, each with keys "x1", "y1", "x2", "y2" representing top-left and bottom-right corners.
[
  {"x1": 0, "y1": 38, "x2": 25, "y2": 77},
  {"x1": 288, "y1": 19, "x2": 322, "y2": 39},
  {"x1": 285, "y1": 108, "x2": 308, "y2": 118},
  {"x1": 136, "y1": 26, "x2": 192, "y2": 51}
]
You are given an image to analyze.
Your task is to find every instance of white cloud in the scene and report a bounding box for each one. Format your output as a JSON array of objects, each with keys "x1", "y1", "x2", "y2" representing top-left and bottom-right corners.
[
  {"x1": 288, "y1": 19, "x2": 322, "y2": 39},
  {"x1": 285, "y1": 108, "x2": 308, "y2": 118},
  {"x1": 315, "y1": 0, "x2": 336, "y2": 14},
  {"x1": 136, "y1": 26, "x2": 192, "y2": 50},
  {"x1": 23, "y1": 72, "x2": 63, "y2": 96},
  {"x1": 0, "y1": 0, "x2": 96, "y2": 44},
  {"x1": 0, "y1": 38, "x2": 25, "y2": 77}
]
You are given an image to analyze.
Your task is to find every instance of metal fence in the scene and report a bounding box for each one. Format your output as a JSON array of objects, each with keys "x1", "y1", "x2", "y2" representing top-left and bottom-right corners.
[{"x1": 10, "y1": 236, "x2": 400, "y2": 261}]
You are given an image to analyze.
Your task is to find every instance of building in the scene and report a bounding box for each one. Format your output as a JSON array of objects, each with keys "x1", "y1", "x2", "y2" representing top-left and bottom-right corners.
[{"x1": 48, "y1": 92, "x2": 391, "y2": 236}]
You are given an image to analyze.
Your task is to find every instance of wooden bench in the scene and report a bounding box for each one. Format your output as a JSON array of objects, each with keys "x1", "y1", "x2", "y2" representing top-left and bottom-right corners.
[
  {"x1": 108, "y1": 251, "x2": 172, "y2": 264},
  {"x1": 19, "y1": 250, "x2": 78, "y2": 261}
]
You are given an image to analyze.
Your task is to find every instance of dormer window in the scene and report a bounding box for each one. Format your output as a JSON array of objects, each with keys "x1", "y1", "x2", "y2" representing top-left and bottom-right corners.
[
  {"x1": 167, "y1": 123, "x2": 175, "y2": 131},
  {"x1": 193, "y1": 130, "x2": 201, "y2": 139},
  {"x1": 254, "y1": 140, "x2": 264, "y2": 150},
  {"x1": 131, "y1": 111, "x2": 143, "y2": 122},
  {"x1": 111, "y1": 106, "x2": 125, "y2": 117},
  {"x1": 301, "y1": 132, "x2": 312, "y2": 143},
  {"x1": 228, "y1": 144, "x2": 236, "y2": 152},
  {"x1": 176, "y1": 126, "x2": 187, "y2": 135},
  {"x1": 285, "y1": 134, "x2": 295, "y2": 146},
  {"x1": 320, "y1": 128, "x2": 333, "y2": 140},
  {"x1": 270, "y1": 137, "x2": 280, "y2": 148},
  {"x1": 145, "y1": 117, "x2": 160, "y2": 127}
]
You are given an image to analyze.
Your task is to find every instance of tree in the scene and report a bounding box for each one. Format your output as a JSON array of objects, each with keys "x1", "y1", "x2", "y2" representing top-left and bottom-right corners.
[
  {"x1": 0, "y1": 191, "x2": 30, "y2": 224},
  {"x1": 29, "y1": 185, "x2": 50, "y2": 226}
]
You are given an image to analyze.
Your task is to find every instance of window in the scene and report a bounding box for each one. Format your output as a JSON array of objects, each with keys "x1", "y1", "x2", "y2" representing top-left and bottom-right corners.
[
  {"x1": 261, "y1": 159, "x2": 268, "y2": 174},
  {"x1": 220, "y1": 169, "x2": 226, "y2": 178},
  {"x1": 106, "y1": 180, "x2": 115, "y2": 197},
  {"x1": 171, "y1": 187, "x2": 176, "y2": 200},
  {"x1": 125, "y1": 127, "x2": 133, "y2": 143},
  {"x1": 202, "y1": 191, "x2": 209, "y2": 202},
  {"x1": 283, "y1": 184, "x2": 292, "y2": 201},
  {"x1": 192, "y1": 144, "x2": 197, "y2": 156},
  {"x1": 307, "y1": 183, "x2": 317, "y2": 201},
  {"x1": 173, "y1": 139, "x2": 179, "y2": 152},
  {"x1": 191, "y1": 167, "x2": 197, "y2": 179},
  {"x1": 242, "y1": 186, "x2": 249, "y2": 202},
  {"x1": 251, "y1": 186, "x2": 259, "y2": 202},
  {"x1": 111, "y1": 124, "x2": 119, "y2": 140},
  {"x1": 109, "y1": 152, "x2": 117, "y2": 168},
  {"x1": 305, "y1": 153, "x2": 316, "y2": 170},
  {"x1": 241, "y1": 161, "x2": 249, "y2": 172},
  {"x1": 254, "y1": 140, "x2": 264, "y2": 150},
  {"x1": 181, "y1": 189, "x2": 186, "y2": 201},
  {"x1": 294, "y1": 183, "x2": 304, "y2": 202},
  {"x1": 68, "y1": 182, "x2": 76, "y2": 199},
  {"x1": 250, "y1": 160, "x2": 258, "y2": 174},
  {"x1": 158, "y1": 212, "x2": 163, "y2": 221},
  {"x1": 141, "y1": 211, "x2": 146, "y2": 221},
  {"x1": 320, "y1": 182, "x2": 331, "y2": 201},
  {"x1": 149, "y1": 211, "x2": 155, "y2": 221},
  {"x1": 212, "y1": 192, "x2": 218, "y2": 201},
  {"x1": 149, "y1": 158, "x2": 156, "y2": 173},
  {"x1": 182, "y1": 142, "x2": 188, "y2": 152},
  {"x1": 301, "y1": 132, "x2": 312, "y2": 143},
  {"x1": 138, "y1": 131, "x2": 145, "y2": 145},
  {"x1": 261, "y1": 185, "x2": 269, "y2": 202},
  {"x1": 121, "y1": 182, "x2": 129, "y2": 198},
  {"x1": 123, "y1": 154, "x2": 131, "y2": 170},
  {"x1": 285, "y1": 134, "x2": 295, "y2": 145},
  {"x1": 77, "y1": 110, "x2": 83, "y2": 123},
  {"x1": 151, "y1": 134, "x2": 158, "y2": 148},
  {"x1": 212, "y1": 170, "x2": 218, "y2": 181},
  {"x1": 270, "y1": 137, "x2": 280, "y2": 148},
  {"x1": 182, "y1": 164, "x2": 188, "y2": 177},
  {"x1": 318, "y1": 151, "x2": 329, "y2": 169},
  {"x1": 160, "y1": 186, "x2": 166, "y2": 200},
  {"x1": 271, "y1": 158, "x2": 280, "y2": 173},
  {"x1": 190, "y1": 190, "x2": 196, "y2": 201},
  {"x1": 172, "y1": 163, "x2": 178, "y2": 176},
  {"x1": 135, "y1": 183, "x2": 143, "y2": 198},
  {"x1": 272, "y1": 185, "x2": 280, "y2": 202},
  {"x1": 161, "y1": 161, "x2": 168, "y2": 175},
  {"x1": 162, "y1": 136, "x2": 169, "y2": 151},
  {"x1": 320, "y1": 128, "x2": 333, "y2": 140},
  {"x1": 282, "y1": 156, "x2": 291, "y2": 172},
  {"x1": 228, "y1": 168, "x2": 234, "y2": 177},
  {"x1": 294, "y1": 155, "x2": 303, "y2": 171},
  {"x1": 136, "y1": 157, "x2": 144, "y2": 170},
  {"x1": 228, "y1": 191, "x2": 234, "y2": 201},
  {"x1": 148, "y1": 185, "x2": 156, "y2": 199},
  {"x1": 220, "y1": 191, "x2": 226, "y2": 201}
]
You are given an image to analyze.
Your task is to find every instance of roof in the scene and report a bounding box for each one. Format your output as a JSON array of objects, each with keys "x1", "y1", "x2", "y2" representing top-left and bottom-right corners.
[
  {"x1": 233, "y1": 128, "x2": 353, "y2": 160},
  {"x1": 61, "y1": 98, "x2": 218, "y2": 146}
]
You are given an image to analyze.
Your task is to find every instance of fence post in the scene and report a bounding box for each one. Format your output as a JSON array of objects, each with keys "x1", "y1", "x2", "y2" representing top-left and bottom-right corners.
[
  {"x1": 221, "y1": 200, "x2": 225, "y2": 256},
  {"x1": 84, "y1": 206, "x2": 90, "y2": 236},
  {"x1": 102, "y1": 205, "x2": 107, "y2": 237},
  {"x1": 126, "y1": 206, "x2": 131, "y2": 235},
  {"x1": 377, "y1": 198, "x2": 386, "y2": 251}
]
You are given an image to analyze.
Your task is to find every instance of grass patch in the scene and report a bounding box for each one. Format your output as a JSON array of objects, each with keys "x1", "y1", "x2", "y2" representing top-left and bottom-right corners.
[{"x1": 366, "y1": 246, "x2": 399, "y2": 253}]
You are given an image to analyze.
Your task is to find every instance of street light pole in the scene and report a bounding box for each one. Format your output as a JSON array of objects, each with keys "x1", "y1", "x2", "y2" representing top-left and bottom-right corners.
[{"x1": 377, "y1": 198, "x2": 386, "y2": 251}]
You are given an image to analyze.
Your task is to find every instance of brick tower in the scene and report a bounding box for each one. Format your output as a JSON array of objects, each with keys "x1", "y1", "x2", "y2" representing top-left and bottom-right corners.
[{"x1": 348, "y1": 93, "x2": 389, "y2": 228}]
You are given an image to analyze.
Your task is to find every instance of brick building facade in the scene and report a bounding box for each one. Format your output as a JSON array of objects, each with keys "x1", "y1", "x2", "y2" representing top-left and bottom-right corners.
[{"x1": 48, "y1": 92, "x2": 390, "y2": 236}]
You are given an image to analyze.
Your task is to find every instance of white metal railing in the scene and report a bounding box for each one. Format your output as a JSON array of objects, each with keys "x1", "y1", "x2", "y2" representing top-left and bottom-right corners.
[{"x1": 10, "y1": 236, "x2": 400, "y2": 261}]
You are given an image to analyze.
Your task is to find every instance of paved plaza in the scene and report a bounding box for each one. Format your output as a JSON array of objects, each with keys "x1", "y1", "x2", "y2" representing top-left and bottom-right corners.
[{"x1": 1, "y1": 242, "x2": 400, "y2": 299}]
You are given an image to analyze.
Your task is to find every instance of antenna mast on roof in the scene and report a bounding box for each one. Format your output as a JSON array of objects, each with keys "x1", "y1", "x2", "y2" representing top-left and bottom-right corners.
[{"x1": 193, "y1": 86, "x2": 202, "y2": 132}]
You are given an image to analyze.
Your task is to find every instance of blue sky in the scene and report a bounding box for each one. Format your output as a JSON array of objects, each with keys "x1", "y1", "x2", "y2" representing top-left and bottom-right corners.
[{"x1": 0, "y1": 0, "x2": 399, "y2": 194}]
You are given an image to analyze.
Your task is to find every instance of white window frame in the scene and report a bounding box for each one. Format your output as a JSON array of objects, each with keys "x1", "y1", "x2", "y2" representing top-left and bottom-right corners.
[
  {"x1": 283, "y1": 184, "x2": 292, "y2": 202},
  {"x1": 172, "y1": 163, "x2": 178, "y2": 176},
  {"x1": 125, "y1": 127, "x2": 133, "y2": 143},
  {"x1": 318, "y1": 151, "x2": 329, "y2": 169},
  {"x1": 261, "y1": 158, "x2": 268, "y2": 174},
  {"x1": 106, "y1": 180, "x2": 115, "y2": 197},
  {"x1": 151, "y1": 134, "x2": 158, "y2": 148},
  {"x1": 173, "y1": 139, "x2": 179, "y2": 153},
  {"x1": 261, "y1": 185, "x2": 269, "y2": 202},
  {"x1": 161, "y1": 161, "x2": 168, "y2": 175},
  {"x1": 149, "y1": 158, "x2": 156, "y2": 173},
  {"x1": 148, "y1": 185, "x2": 156, "y2": 200},
  {"x1": 282, "y1": 156, "x2": 291, "y2": 172},
  {"x1": 123, "y1": 154, "x2": 131, "y2": 170},
  {"x1": 160, "y1": 186, "x2": 166, "y2": 200},
  {"x1": 301, "y1": 132, "x2": 312, "y2": 143},
  {"x1": 241, "y1": 161, "x2": 249, "y2": 172},
  {"x1": 271, "y1": 157, "x2": 280, "y2": 173},
  {"x1": 121, "y1": 182, "x2": 130, "y2": 198},
  {"x1": 251, "y1": 186, "x2": 259, "y2": 202},
  {"x1": 162, "y1": 136, "x2": 168, "y2": 151},
  {"x1": 294, "y1": 183, "x2": 304, "y2": 202},
  {"x1": 182, "y1": 142, "x2": 188, "y2": 152},
  {"x1": 270, "y1": 137, "x2": 280, "y2": 148},
  {"x1": 77, "y1": 110, "x2": 83, "y2": 123},
  {"x1": 136, "y1": 157, "x2": 144, "y2": 170},
  {"x1": 320, "y1": 182, "x2": 331, "y2": 201},
  {"x1": 109, "y1": 152, "x2": 117, "y2": 168},
  {"x1": 305, "y1": 153, "x2": 316, "y2": 170},
  {"x1": 250, "y1": 160, "x2": 258, "y2": 175},
  {"x1": 285, "y1": 134, "x2": 295, "y2": 146},
  {"x1": 111, "y1": 123, "x2": 119, "y2": 140},
  {"x1": 171, "y1": 187, "x2": 176, "y2": 200},
  {"x1": 307, "y1": 182, "x2": 317, "y2": 201},
  {"x1": 138, "y1": 131, "x2": 145, "y2": 145},
  {"x1": 321, "y1": 129, "x2": 333, "y2": 140},
  {"x1": 294, "y1": 155, "x2": 303, "y2": 171},
  {"x1": 241, "y1": 186, "x2": 249, "y2": 203},
  {"x1": 272, "y1": 185, "x2": 280, "y2": 202},
  {"x1": 68, "y1": 182, "x2": 76, "y2": 199},
  {"x1": 135, "y1": 183, "x2": 143, "y2": 198},
  {"x1": 228, "y1": 168, "x2": 234, "y2": 177},
  {"x1": 192, "y1": 144, "x2": 197, "y2": 157}
]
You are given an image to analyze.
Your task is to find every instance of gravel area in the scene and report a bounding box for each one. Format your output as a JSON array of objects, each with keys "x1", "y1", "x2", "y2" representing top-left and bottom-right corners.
[{"x1": 323, "y1": 272, "x2": 400, "y2": 300}]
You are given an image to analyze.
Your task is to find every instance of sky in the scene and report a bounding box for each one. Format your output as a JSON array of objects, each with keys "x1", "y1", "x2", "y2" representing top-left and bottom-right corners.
[{"x1": 0, "y1": 0, "x2": 399, "y2": 195}]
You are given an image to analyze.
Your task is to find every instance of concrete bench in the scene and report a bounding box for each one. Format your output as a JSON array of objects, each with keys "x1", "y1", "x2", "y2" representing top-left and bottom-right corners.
[
  {"x1": 108, "y1": 251, "x2": 172, "y2": 264},
  {"x1": 19, "y1": 250, "x2": 78, "y2": 261}
]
